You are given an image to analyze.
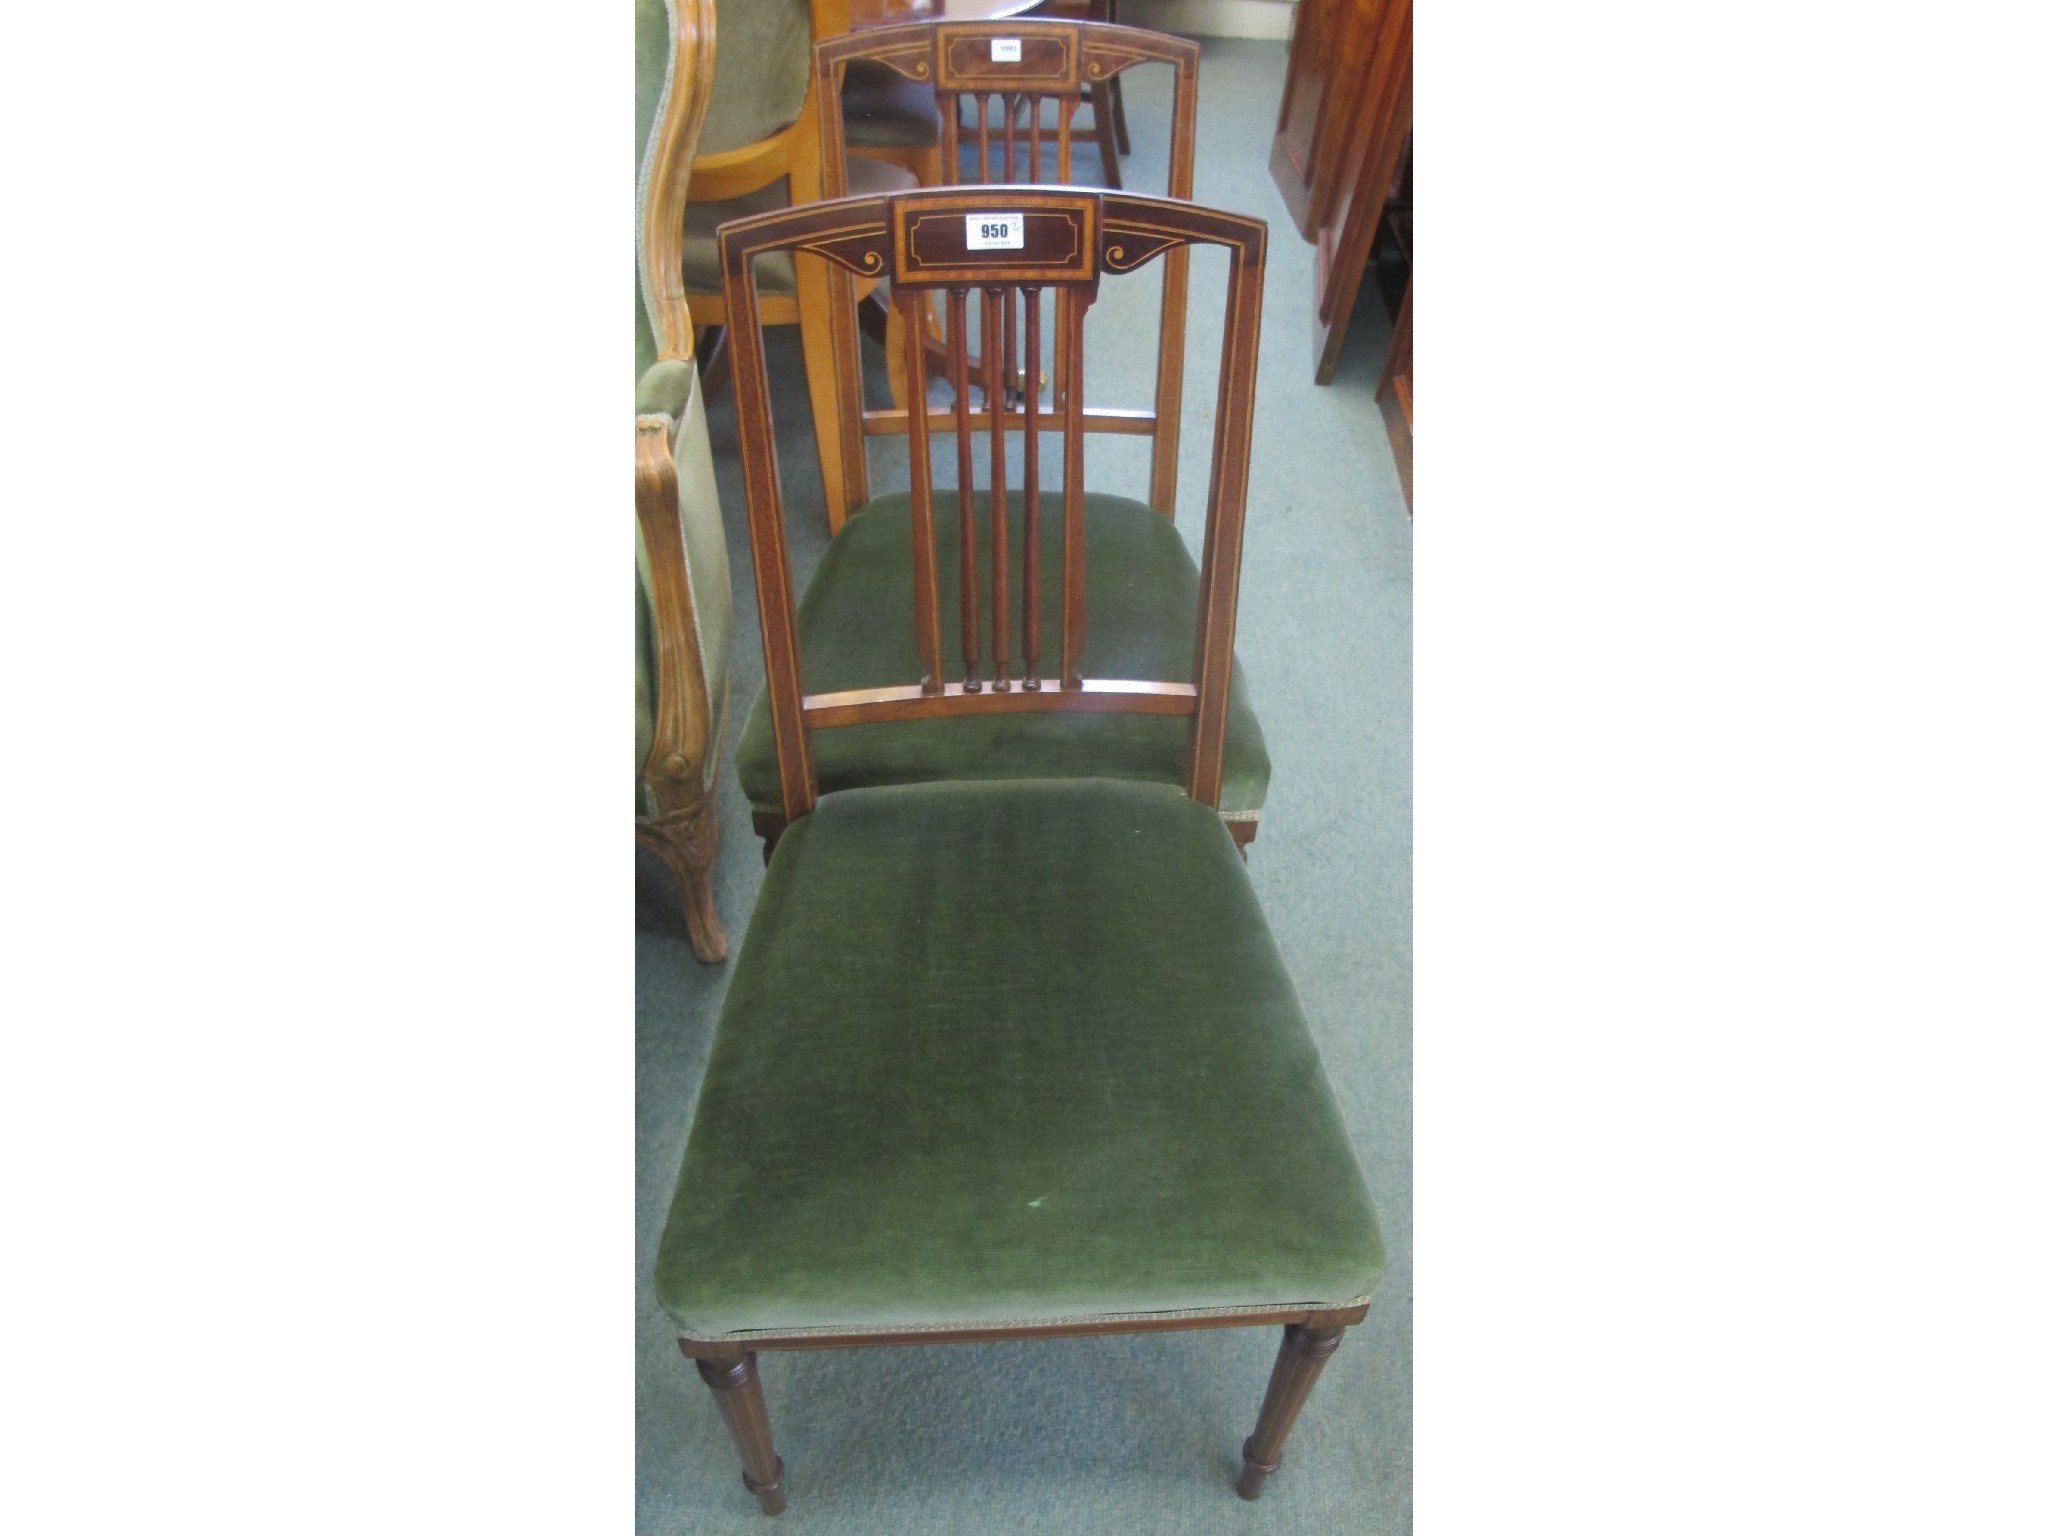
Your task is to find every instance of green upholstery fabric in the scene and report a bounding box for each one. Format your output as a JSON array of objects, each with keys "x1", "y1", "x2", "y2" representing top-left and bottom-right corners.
[
  {"x1": 735, "y1": 491, "x2": 1271, "y2": 819},
  {"x1": 635, "y1": 354, "x2": 693, "y2": 419},
  {"x1": 636, "y1": 522, "x2": 658, "y2": 802},
  {"x1": 635, "y1": 0, "x2": 671, "y2": 370},
  {"x1": 655, "y1": 778, "x2": 1385, "y2": 1340},
  {"x1": 635, "y1": 0, "x2": 673, "y2": 809},
  {"x1": 841, "y1": 60, "x2": 942, "y2": 149},
  {"x1": 635, "y1": 281, "x2": 661, "y2": 387},
  {"x1": 671, "y1": 367, "x2": 731, "y2": 733},
  {"x1": 636, "y1": 362, "x2": 733, "y2": 811},
  {"x1": 684, "y1": 155, "x2": 917, "y2": 297},
  {"x1": 634, "y1": 0, "x2": 669, "y2": 170},
  {"x1": 697, "y1": 0, "x2": 811, "y2": 158},
  {"x1": 634, "y1": 0, "x2": 731, "y2": 812}
]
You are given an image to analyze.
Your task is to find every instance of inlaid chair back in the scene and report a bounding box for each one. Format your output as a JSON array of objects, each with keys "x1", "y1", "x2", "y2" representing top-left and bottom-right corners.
[
  {"x1": 811, "y1": 21, "x2": 1201, "y2": 519},
  {"x1": 719, "y1": 186, "x2": 1266, "y2": 827}
]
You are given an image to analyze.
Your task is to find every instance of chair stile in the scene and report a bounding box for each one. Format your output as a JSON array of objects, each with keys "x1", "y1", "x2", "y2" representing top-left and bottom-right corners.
[
  {"x1": 1021, "y1": 285, "x2": 1041, "y2": 686},
  {"x1": 971, "y1": 284, "x2": 996, "y2": 689}
]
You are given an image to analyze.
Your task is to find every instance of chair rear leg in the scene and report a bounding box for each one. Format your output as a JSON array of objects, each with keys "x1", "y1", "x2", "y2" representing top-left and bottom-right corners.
[
  {"x1": 1236, "y1": 1324, "x2": 1346, "y2": 1500},
  {"x1": 1090, "y1": 84, "x2": 1121, "y2": 189},
  {"x1": 1109, "y1": 75, "x2": 1131, "y2": 154},
  {"x1": 695, "y1": 1352, "x2": 787, "y2": 1516}
]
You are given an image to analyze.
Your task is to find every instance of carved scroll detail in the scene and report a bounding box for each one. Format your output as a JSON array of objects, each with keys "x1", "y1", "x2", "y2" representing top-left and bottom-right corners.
[
  {"x1": 862, "y1": 40, "x2": 932, "y2": 79},
  {"x1": 1082, "y1": 42, "x2": 1164, "y2": 81},
  {"x1": 1103, "y1": 229, "x2": 1188, "y2": 273},
  {"x1": 798, "y1": 226, "x2": 890, "y2": 276}
]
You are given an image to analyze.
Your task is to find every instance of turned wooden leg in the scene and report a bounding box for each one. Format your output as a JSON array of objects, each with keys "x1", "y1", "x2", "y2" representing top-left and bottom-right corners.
[
  {"x1": 695, "y1": 1352, "x2": 786, "y2": 1516},
  {"x1": 1236, "y1": 1324, "x2": 1345, "y2": 1501}
]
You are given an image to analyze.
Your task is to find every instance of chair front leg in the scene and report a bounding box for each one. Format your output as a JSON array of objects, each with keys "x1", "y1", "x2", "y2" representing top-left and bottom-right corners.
[
  {"x1": 638, "y1": 794, "x2": 726, "y2": 963},
  {"x1": 694, "y1": 1350, "x2": 787, "y2": 1516},
  {"x1": 1236, "y1": 1323, "x2": 1346, "y2": 1500}
]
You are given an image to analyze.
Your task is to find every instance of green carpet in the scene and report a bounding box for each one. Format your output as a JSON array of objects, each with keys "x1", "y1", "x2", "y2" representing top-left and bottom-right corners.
[{"x1": 637, "y1": 38, "x2": 1411, "y2": 1533}]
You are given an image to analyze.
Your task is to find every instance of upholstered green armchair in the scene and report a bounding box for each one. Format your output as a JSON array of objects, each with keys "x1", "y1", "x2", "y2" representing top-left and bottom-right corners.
[{"x1": 637, "y1": 0, "x2": 732, "y2": 962}]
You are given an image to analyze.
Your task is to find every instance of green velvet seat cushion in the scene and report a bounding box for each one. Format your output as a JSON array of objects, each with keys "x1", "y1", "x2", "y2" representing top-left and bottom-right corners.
[
  {"x1": 655, "y1": 777, "x2": 1384, "y2": 1340},
  {"x1": 841, "y1": 60, "x2": 942, "y2": 149},
  {"x1": 735, "y1": 491, "x2": 1271, "y2": 821},
  {"x1": 684, "y1": 156, "x2": 918, "y2": 297}
]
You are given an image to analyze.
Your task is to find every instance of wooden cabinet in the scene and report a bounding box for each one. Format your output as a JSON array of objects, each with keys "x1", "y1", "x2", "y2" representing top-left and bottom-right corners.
[
  {"x1": 1377, "y1": 283, "x2": 1411, "y2": 509},
  {"x1": 1270, "y1": 0, "x2": 1411, "y2": 384}
]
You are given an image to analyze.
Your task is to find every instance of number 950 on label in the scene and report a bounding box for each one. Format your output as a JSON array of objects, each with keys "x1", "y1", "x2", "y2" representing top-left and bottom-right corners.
[{"x1": 965, "y1": 213, "x2": 1024, "y2": 251}]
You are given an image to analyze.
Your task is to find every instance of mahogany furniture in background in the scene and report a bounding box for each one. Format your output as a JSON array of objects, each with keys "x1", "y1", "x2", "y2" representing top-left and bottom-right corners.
[
  {"x1": 635, "y1": 0, "x2": 733, "y2": 961},
  {"x1": 1378, "y1": 282, "x2": 1411, "y2": 509},
  {"x1": 1269, "y1": 0, "x2": 1411, "y2": 384},
  {"x1": 656, "y1": 183, "x2": 1385, "y2": 1515}
]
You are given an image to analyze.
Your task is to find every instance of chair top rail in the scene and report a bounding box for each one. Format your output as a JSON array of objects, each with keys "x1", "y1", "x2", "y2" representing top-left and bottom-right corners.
[{"x1": 717, "y1": 185, "x2": 1257, "y2": 293}]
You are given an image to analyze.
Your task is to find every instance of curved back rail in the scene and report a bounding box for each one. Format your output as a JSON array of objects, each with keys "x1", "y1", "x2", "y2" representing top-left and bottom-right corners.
[
  {"x1": 719, "y1": 186, "x2": 1266, "y2": 826},
  {"x1": 812, "y1": 20, "x2": 1200, "y2": 519},
  {"x1": 639, "y1": 0, "x2": 718, "y2": 367}
]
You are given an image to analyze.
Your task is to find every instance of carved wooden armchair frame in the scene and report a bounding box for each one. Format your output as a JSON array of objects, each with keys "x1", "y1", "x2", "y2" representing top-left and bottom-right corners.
[
  {"x1": 636, "y1": 0, "x2": 729, "y2": 961},
  {"x1": 657, "y1": 185, "x2": 1380, "y2": 1514},
  {"x1": 811, "y1": 18, "x2": 1200, "y2": 525}
]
